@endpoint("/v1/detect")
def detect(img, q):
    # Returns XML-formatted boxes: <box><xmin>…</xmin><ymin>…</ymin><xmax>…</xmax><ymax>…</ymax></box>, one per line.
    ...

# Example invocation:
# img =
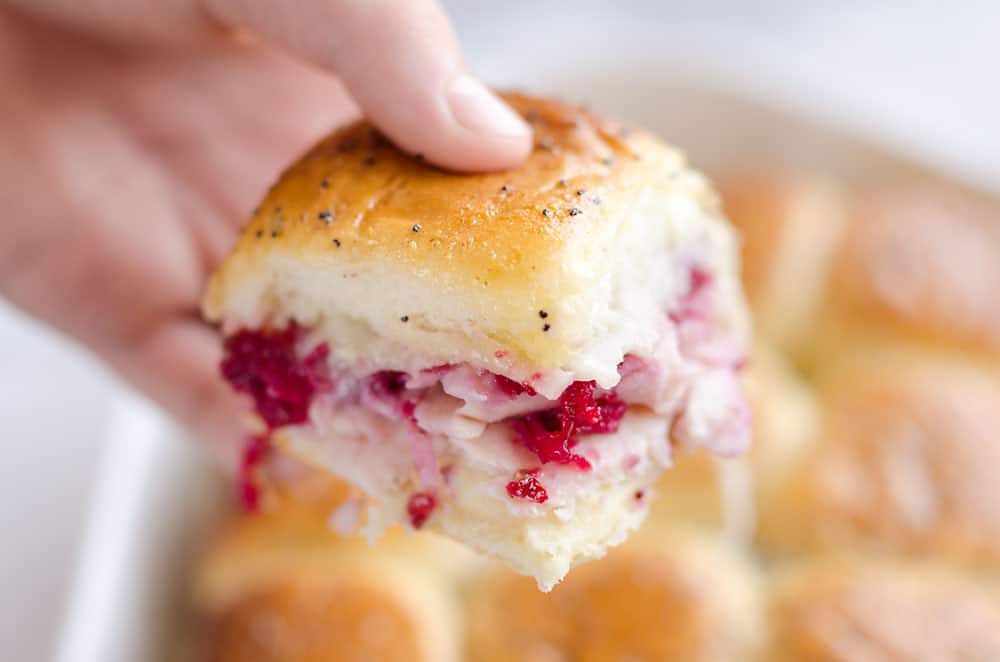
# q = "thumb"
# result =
<box><xmin>205</xmin><ymin>0</ymin><xmax>533</xmax><ymax>172</ymax></box>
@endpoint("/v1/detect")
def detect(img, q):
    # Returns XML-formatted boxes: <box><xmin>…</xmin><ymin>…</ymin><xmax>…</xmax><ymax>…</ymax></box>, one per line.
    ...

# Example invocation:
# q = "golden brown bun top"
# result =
<box><xmin>191</xmin><ymin>465</ymin><xmax>471</xmax><ymax>662</ymax></box>
<box><xmin>768</xmin><ymin>351</ymin><xmax>1000</xmax><ymax>564</ymax></box>
<box><xmin>192</xmin><ymin>515</ymin><xmax>465</xmax><ymax>662</ymax></box>
<box><xmin>720</xmin><ymin>175</ymin><xmax>1000</xmax><ymax>360</ymax></box>
<box><xmin>202</xmin><ymin>570</ymin><xmax>438</xmax><ymax>662</ymax></box>
<box><xmin>203</xmin><ymin>92</ymin><xmax>690</xmax><ymax>322</ymax></box>
<box><xmin>826</xmin><ymin>188</ymin><xmax>1000</xmax><ymax>357</ymax></box>
<box><xmin>767</xmin><ymin>559</ymin><xmax>1000</xmax><ymax>662</ymax></box>
<box><xmin>194</xmin><ymin>463</ymin><xmax>476</xmax><ymax>616</ymax></box>
<box><xmin>465</xmin><ymin>532</ymin><xmax>762</xmax><ymax>662</ymax></box>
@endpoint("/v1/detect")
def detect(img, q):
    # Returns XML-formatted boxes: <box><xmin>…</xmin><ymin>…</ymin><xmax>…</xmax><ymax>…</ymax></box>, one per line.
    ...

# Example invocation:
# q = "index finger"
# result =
<box><xmin>5</xmin><ymin>0</ymin><xmax>532</xmax><ymax>172</ymax></box>
<box><xmin>204</xmin><ymin>0</ymin><xmax>532</xmax><ymax>172</ymax></box>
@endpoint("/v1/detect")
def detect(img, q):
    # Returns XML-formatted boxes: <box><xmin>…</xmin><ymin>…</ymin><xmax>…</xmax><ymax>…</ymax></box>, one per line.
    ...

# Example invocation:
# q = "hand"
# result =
<box><xmin>0</xmin><ymin>1</ymin><xmax>532</xmax><ymax>457</ymax></box>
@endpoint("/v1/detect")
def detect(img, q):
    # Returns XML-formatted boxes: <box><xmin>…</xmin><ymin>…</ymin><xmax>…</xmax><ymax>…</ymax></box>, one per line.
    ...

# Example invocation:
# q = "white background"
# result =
<box><xmin>3</xmin><ymin>1</ymin><xmax>999</xmax><ymax>658</ymax></box>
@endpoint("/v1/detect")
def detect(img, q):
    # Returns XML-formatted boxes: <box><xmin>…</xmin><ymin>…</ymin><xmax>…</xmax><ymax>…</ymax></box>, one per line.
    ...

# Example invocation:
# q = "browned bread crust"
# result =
<box><xmin>203</xmin><ymin>93</ymin><xmax>710</xmax><ymax>370</ymax></box>
<box><xmin>465</xmin><ymin>531</ymin><xmax>762</xmax><ymax>662</ymax></box>
<box><xmin>766</xmin><ymin>559</ymin><xmax>1000</xmax><ymax>662</ymax></box>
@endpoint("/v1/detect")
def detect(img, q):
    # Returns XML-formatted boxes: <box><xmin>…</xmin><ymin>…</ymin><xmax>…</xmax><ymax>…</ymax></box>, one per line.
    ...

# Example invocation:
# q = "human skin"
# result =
<box><xmin>0</xmin><ymin>1</ymin><xmax>532</xmax><ymax>460</ymax></box>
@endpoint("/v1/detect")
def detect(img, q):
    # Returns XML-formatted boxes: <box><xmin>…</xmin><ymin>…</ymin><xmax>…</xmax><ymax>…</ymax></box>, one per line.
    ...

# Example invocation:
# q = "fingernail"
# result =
<box><xmin>446</xmin><ymin>74</ymin><xmax>531</xmax><ymax>138</ymax></box>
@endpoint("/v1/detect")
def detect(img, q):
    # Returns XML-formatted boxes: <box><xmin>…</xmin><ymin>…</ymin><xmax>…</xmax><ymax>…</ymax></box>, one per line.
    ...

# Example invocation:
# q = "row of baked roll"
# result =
<box><xmin>185</xmin><ymin>461</ymin><xmax>1000</xmax><ymax>662</ymax></box>
<box><xmin>182</xmin><ymin>463</ymin><xmax>478</xmax><ymax>662</ymax></box>
<box><xmin>468</xmin><ymin>541</ymin><xmax>1000</xmax><ymax>661</ymax></box>
<box><xmin>720</xmin><ymin>175</ymin><xmax>1000</xmax><ymax>367</ymax></box>
<box><xmin>709</xmin><ymin>175</ymin><xmax>1000</xmax><ymax>565</ymax></box>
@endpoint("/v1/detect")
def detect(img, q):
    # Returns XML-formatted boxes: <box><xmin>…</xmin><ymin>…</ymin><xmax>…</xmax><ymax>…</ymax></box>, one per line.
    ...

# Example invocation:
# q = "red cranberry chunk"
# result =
<box><xmin>221</xmin><ymin>324</ymin><xmax>329</xmax><ymax>429</ymax></box>
<box><xmin>561</xmin><ymin>380</ymin><xmax>627</xmax><ymax>435</ymax></box>
<box><xmin>407</xmin><ymin>492</ymin><xmax>437</xmax><ymax>529</ymax></box>
<box><xmin>368</xmin><ymin>370</ymin><xmax>422</xmax><ymax>423</ymax></box>
<box><xmin>506</xmin><ymin>470</ymin><xmax>549</xmax><ymax>503</ymax></box>
<box><xmin>369</xmin><ymin>370</ymin><xmax>408</xmax><ymax>396</ymax></box>
<box><xmin>511</xmin><ymin>414</ymin><xmax>591</xmax><ymax>469</ymax></box>
<box><xmin>510</xmin><ymin>380</ymin><xmax>626</xmax><ymax>470</ymax></box>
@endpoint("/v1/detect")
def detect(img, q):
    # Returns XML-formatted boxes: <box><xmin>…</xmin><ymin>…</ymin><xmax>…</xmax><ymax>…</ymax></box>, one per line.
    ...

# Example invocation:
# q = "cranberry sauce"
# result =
<box><xmin>367</xmin><ymin>370</ymin><xmax>423</xmax><ymax>423</ymax></box>
<box><xmin>506</xmin><ymin>468</ymin><xmax>548</xmax><ymax>503</ymax></box>
<box><xmin>222</xmin><ymin>321</ymin><xmax>637</xmax><ymax>510</ymax></box>
<box><xmin>221</xmin><ymin>323</ymin><xmax>329</xmax><ymax>429</ymax></box>
<box><xmin>221</xmin><ymin>323</ymin><xmax>330</xmax><ymax>510</ymax></box>
<box><xmin>510</xmin><ymin>380</ymin><xmax>626</xmax><ymax>471</ymax></box>
<box><xmin>369</xmin><ymin>370</ymin><xmax>408</xmax><ymax>398</ymax></box>
<box><xmin>407</xmin><ymin>492</ymin><xmax>437</xmax><ymax>529</ymax></box>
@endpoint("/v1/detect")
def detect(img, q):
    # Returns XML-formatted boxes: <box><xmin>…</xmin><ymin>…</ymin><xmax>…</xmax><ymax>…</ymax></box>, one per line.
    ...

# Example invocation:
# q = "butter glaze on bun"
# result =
<box><xmin>204</xmin><ymin>93</ymin><xmax>746</xmax><ymax>390</ymax></box>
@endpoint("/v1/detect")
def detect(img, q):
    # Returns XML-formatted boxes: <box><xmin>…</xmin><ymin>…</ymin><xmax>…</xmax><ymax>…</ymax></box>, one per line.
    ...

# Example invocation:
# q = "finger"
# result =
<box><xmin>2</xmin><ymin>0</ymin><xmax>213</xmax><ymax>44</ymax></box>
<box><xmin>203</xmin><ymin>0</ymin><xmax>532</xmax><ymax>172</ymax></box>
<box><xmin>7</xmin><ymin>0</ymin><xmax>533</xmax><ymax>171</ymax></box>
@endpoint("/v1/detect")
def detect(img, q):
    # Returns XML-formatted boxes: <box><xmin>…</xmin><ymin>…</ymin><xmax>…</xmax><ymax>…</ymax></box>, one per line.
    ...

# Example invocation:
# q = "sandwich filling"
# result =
<box><xmin>221</xmin><ymin>265</ymin><xmax>749</xmax><ymax>588</ymax></box>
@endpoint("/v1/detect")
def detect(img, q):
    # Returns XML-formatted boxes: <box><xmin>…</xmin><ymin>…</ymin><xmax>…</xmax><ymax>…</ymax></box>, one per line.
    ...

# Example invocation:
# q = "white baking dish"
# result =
<box><xmin>55</xmin><ymin>393</ymin><xmax>226</xmax><ymax>662</ymax></box>
<box><xmin>54</xmin><ymin>22</ymin><xmax>998</xmax><ymax>662</ymax></box>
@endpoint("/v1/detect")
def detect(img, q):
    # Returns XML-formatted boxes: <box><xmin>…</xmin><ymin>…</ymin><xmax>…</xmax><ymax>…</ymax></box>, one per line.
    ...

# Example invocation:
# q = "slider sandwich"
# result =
<box><xmin>203</xmin><ymin>93</ymin><xmax>750</xmax><ymax>590</ymax></box>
